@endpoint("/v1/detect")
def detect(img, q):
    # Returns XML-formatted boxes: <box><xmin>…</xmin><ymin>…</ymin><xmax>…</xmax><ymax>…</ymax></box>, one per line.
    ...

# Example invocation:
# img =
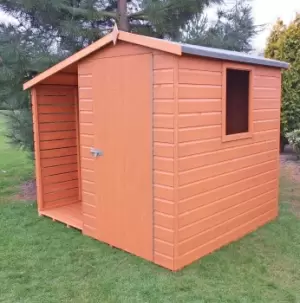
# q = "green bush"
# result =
<box><xmin>265</xmin><ymin>15</ymin><xmax>300</xmax><ymax>140</ymax></box>
<box><xmin>286</xmin><ymin>129</ymin><xmax>300</xmax><ymax>158</ymax></box>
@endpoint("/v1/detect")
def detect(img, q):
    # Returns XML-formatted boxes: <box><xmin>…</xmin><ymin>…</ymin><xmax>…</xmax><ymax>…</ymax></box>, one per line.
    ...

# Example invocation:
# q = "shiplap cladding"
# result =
<box><xmin>175</xmin><ymin>56</ymin><xmax>281</xmax><ymax>269</ymax></box>
<box><xmin>35</xmin><ymin>85</ymin><xmax>79</xmax><ymax>210</ymax></box>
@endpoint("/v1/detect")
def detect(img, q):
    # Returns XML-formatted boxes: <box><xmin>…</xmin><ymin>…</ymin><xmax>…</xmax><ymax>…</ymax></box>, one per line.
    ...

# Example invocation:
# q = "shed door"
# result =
<box><xmin>93</xmin><ymin>53</ymin><xmax>153</xmax><ymax>261</ymax></box>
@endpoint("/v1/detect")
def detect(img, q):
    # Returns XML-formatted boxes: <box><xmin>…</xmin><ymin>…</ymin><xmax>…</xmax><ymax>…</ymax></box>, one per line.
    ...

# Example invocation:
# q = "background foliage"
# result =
<box><xmin>0</xmin><ymin>0</ymin><xmax>259</xmax><ymax>155</ymax></box>
<box><xmin>265</xmin><ymin>15</ymin><xmax>300</xmax><ymax>142</ymax></box>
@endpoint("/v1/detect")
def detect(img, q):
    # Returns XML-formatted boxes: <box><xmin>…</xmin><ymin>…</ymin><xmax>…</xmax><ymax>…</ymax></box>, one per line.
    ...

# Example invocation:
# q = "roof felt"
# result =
<box><xmin>181</xmin><ymin>43</ymin><xmax>289</xmax><ymax>69</ymax></box>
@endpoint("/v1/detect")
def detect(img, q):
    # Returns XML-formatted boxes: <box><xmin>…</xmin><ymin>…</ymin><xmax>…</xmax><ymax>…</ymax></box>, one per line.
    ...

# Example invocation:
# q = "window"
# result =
<box><xmin>222</xmin><ymin>65</ymin><xmax>253</xmax><ymax>141</ymax></box>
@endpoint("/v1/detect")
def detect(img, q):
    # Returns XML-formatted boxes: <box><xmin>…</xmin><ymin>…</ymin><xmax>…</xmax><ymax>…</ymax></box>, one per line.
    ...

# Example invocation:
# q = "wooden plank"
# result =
<box><xmin>154</xmin><ymin>157</ymin><xmax>174</xmax><ymax>173</ymax></box>
<box><xmin>179</xmin><ymin>69</ymin><xmax>222</xmax><ymax>85</ymax></box>
<box><xmin>154</xmin><ymin>212</ymin><xmax>175</xmax><ymax>230</ymax></box>
<box><xmin>153</xmin><ymin>100</ymin><xmax>174</xmax><ymax>114</ymax></box>
<box><xmin>178</xmin><ymin>100</ymin><xmax>221</xmax><ymax>113</ymax></box>
<box><xmin>179</xmin><ymin>150</ymin><xmax>277</xmax><ymax>186</ymax></box>
<box><xmin>43</xmin><ymin>179</ymin><xmax>79</xmax><ymax>194</ymax></box>
<box><xmin>78</xmin><ymin>75</ymin><xmax>92</xmax><ymax>87</ymax></box>
<box><xmin>81</xmin><ymin>158</ymin><xmax>95</xmax><ymax>170</ymax></box>
<box><xmin>179</xmin><ymin>140</ymin><xmax>278</xmax><ymax>172</ymax></box>
<box><xmin>178</xmin><ymin>56</ymin><xmax>222</xmax><ymax>72</ymax></box>
<box><xmin>153</xmin><ymin>114</ymin><xmax>174</xmax><ymax>129</ymax></box>
<box><xmin>155</xmin><ymin>226</ymin><xmax>174</xmax><ymax>243</ymax></box>
<box><xmin>176</xmin><ymin>209</ymin><xmax>276</xmax><ymax>269</ymax></box>
<box><xmin>253</xmin><ymin>75</ymin><xmax>281</xmax><ymax>88</ymax></box>
<box><xmin>82</xmin><ymin>203</ymin><xmax>96</xmax><ymax>216</ymax></box>
<box><xmin>154</xmin><ymin>252</ymin><xmax>173</xmax><ymax>270</ymax></box>
<box><xmin>154</xmin><ymin>199</ymin><xmax>175</xmax><ymax>216</ymax></box>
<box><xmin>154</xmin><ymin>129</ymin><xmax>174</xmax><ymax>144</ymax></box>
<box><xmin>41</xmin><ymin>155</ymin><xmax>78</xmax><ymax>167</ymax></box>
<box><xmin>40</xmin><ymin>130</ymin><xmax>76</xmax><ymax>141</ymax></box>
<box><xmin>253</xmin><ymin>120</ymin><xmax>279</xmax><ymax>132</ymax></box>
<box><xmin>79</xmin><ymin>100</ymin><xmax>93</xmax><ymax>111</ymax></box>
<box><xmin>178</xmin><ymin>187</ymin><xmax>277</xmax><ymax>240</ymax></box>
<box><xmin>178</xmin><ymin>129</ymin><xmax>278</xmax><ymax>157</ymax></box>
<box><xmin>154</xmin><ymin>239</ymin><xmax>174</xmax><ymax>257</ymax></box>
<box><xmin>38</xmin><ymin>113</ymin><xmax>75</xmax><ymax>123</ymax></box>
<box><xmin>178</xmin><ymin>201</ymin><xmax>275</xmax><ymax>256</ymax></box>
<box><xmin>32</xmin><ymin>88</ymin><xmax>43</xmax><ymax>210</ymax></box>
<box><xmin>79</xmin><ymin>111</ymin><xmax>94</xmax><ymax>123</ymax></box>
<box><xmin>82</xmin><ymin>191</ymin><xmax>96</xmax><ymax>206</ymax></box>
<box><xmin>40</xmin><ymin>202</ymin><xmax>82</xmax><ymax>230</ymax></box>
<box><xmin>253</xmin><ymin>99</ymin><xmax>280</xmax><ymax>110</ymax></box>
<box><xmin>154</xmin><ymin>143</ymin><xmax>174</xmax><ymax>158</ymax></box>
<box><xmin>253</xmin><ymin>87</ymin><xmax>280</xmax><ymax>99</ymax></box>
<box><xmin>153</xmin><ymin>54</ymin><xmax>175</xmax><ymax>69</ymax></box>
<box><xmin>154</xmin><ymin>70</ymin><xmax>174</xmax><ymax>84</ymax></box>
<box><xmin>39</xmin><ymin>121</ymin><xmax>76</xmax><ymax>132</ymax></box>
<box><xmin>80</xmin><ymin>134</ymin><xmax>94</xmax><ymax>146</ymax></box>
<box><xmin>179</xmin><ymin>85</ymin><xmax>222</xmax><ymax>99</ymax></box>
<box><xmin>82</xmin><ymin>180</ymin><xmax>95</xmax><ymax>194</ymax></box>
<box><xmin>78</xmin><ymin>88</ymin><xmax>92</xmax><ymax>99</ymax></box>
<box><xmin>154</xmin><ymin>170</ymin><xmax>174</xmax><ymax>187</ymax></box>
<box><xmin>80</xmin><ymin>123</ymin><xmax>94</xmax><ymax>135</ymax></box>
<box><xmin>40</xmin><ymin>138</ymin><xmax>77</xmax><ymax>150</ymax></box>
<box><xmin>154</xmin><ymin>185</ymin><xmax>174</xmax><ymax>201</ymax></box>
<box><xmin>154</xmin><ymin>84</ymin><xmax>174</xmax><ymax>99</ymax></box>
<box><xmin>40</xmin><ymin>146</ymin><xmax>77</xmax><ymax>159</ymax></box>
<box><xmin>37</xmin><ymin>95</ymin><xmax>74</xmax><ymax>103</ymax></box>
<box><xmin>81</xmin><ymin>169</ymin><xmax>95</xmax><ymax>182</ymax></box>
<box><xmin>43</xmin><ymin>171</ymin><xmax>78</xmax><ymax>185</ymax></box>
<box><xmin>178</xmin><ymin>113</ymin><xmax>221</xmax><ymax>128</ymax></box>
<box><xmin>41</xmin><ymin>73</ymin><xmax>78</xmax><ymax>86</ymax></box>
<box><xmin>178</xmin><ymin>125</ymin><xmax>221</xmax><ymax>143</ymax></box>
<box><xmin>74</xmin><ymin>89</ymin><xmax>82</xmax><ymax>203</ymax></box>
<box><xmin>38</xmin><ymin>105</ymin><xmax>75</xmax><ymax>114</ymax></box>
<box><xmin>253</xmin><ymin>109</ymin><xmax>279</xmax><ymax>121</ymax></box>
<box><xmin>178</xmin><ymin>163</ymin><xmax>277</xmax><ymax>202</ymax></box>
<box><xmin>44</xmin><ymin>187</ymin><xmax>79</xmax><ymax>202</ymax></box>
<box><xmin>42</xmin><ymin>163</ymin><xmax>78</xmax><ymax>177</ymax></box>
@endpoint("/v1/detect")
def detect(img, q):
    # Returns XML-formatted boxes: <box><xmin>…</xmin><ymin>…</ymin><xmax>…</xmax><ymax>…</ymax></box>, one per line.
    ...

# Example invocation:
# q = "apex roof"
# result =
<box><xmin>24</xmin><ymin>26</ymin><xmax>289</xmax><ymax>90</ymax></box>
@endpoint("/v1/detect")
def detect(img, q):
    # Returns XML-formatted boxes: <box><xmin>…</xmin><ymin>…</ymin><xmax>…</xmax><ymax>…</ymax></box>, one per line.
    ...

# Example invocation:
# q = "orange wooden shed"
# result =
<box><xmin>24</xmin><ymin>28</ymin><xmax>289</xmax><ymax>271</ymax></box>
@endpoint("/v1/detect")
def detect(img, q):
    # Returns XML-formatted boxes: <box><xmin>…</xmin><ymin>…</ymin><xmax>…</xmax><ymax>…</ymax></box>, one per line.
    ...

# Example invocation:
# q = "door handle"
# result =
<box><xmin>90</xmin><ymin>148</ymin><xmax>103</xmax><ymax>158</ymax></box>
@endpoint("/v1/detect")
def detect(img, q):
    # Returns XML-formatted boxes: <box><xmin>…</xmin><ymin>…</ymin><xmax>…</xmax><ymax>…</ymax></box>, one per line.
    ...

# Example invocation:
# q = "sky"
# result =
<box><xmin>0</xmin><ymin>0</ymin><xmax>300</xmax><ymax>52</ymax></box>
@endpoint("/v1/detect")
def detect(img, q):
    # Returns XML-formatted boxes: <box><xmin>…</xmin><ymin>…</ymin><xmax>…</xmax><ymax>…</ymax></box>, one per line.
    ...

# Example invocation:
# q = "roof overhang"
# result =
<box><xmin>23</xmin><ymin>26</ymin><xmax>289</xmax><ymax>90</ymax></box>
<box><xmin>23</xmin><ymin>27</ymin><xmax>181</xmax><ymax>90</ymax></box>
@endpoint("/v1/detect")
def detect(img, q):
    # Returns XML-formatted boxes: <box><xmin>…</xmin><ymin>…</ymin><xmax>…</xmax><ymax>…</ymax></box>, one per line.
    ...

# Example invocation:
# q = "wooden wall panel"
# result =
<box><xmin>78</xmin><ymin>63</ymin><xmax>97</xmax><ymax>239</ymax></box>
<box><xmin>174</xmin><ymin>56</ymin><xmax>281</xmax><ymax>270</ymax></box>
<box><xmin>153</xmin><ymin>52</ymin><xmax>177</xmax><ymax>270</ymax></box>
<box><xmin>35</xmin><ymin>85</ymin><xmax>79</xmax><ymax>210</ymax></box>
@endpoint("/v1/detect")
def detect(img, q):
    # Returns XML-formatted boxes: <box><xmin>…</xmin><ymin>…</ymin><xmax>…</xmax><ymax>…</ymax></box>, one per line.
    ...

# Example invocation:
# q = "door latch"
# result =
<box><xmin>90</xmin><ymin>147</ymin><xmax>103</xmax><ymax>158</ymax></box>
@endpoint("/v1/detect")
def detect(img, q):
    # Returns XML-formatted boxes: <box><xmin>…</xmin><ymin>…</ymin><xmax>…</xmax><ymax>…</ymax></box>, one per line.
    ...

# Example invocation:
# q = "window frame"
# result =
<box><xmin>222</xmin><ymin>62</ymin><xmax>254</xmax><ymax>142</ymax></box>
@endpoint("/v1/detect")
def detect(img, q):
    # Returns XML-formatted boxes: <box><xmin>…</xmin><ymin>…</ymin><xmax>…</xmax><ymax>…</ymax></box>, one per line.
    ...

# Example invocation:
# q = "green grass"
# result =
<box><xmin>0</xmin><ymin>112</ymin><xmax>33</xmax><ymax>201</ymax></box>
<box><xmin>1</xmin><ymin>112</ymin><xmax>300</xmax><ymax>302</ymax></box>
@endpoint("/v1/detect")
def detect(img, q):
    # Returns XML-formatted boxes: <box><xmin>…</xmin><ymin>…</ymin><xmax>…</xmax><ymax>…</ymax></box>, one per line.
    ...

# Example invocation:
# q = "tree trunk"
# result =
<box><xmin>117</xmin><ymin>0</ymin><xmax>129</xmax><ymax>31</ymax></box>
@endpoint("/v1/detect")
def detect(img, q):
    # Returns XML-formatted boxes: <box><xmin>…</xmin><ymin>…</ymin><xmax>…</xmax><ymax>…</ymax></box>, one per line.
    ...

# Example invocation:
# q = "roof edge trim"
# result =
<box><xmin>23</xmin><ymin>31</ymin><xmax>182</xmax><ymax>90</ymax></box>
<box><xmin>118</xmin><ymin>31</ymin><xmax>182</xmax><ymax>55</ymax></box>
<box><xmin>23</xmin><ymin>33</ymin><xmax>114</xmax><ymax>90</ymax></box>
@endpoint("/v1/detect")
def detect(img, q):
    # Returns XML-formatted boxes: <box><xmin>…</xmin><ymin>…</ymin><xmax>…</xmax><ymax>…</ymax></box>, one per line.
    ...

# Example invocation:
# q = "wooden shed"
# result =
<box><xmin>23</xmin><ymin>28</ymin><xmax>288</xmax><ymax>271</ymax></box>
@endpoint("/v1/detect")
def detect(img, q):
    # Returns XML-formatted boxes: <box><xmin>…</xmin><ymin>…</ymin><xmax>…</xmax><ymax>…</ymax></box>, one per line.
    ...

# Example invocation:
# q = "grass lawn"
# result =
<box><xmin>0</xmin><ymin>112</ymin><xmax>33</xmax><ymax>201</ymax></box>
<box><xmin>1</xmin><ymin>112</ymin><xmax>300</xmax><ymax>303</ymax></box>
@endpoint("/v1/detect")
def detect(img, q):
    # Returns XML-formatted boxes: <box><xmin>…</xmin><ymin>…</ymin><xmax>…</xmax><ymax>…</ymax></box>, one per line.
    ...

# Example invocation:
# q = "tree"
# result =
<box><xmin>0</xmin><ymin>24</ymin><xmax>59</xmax><ymax>152</ymax></box>
<box><xmin>265</xmin><ymin>15</ymin><xmax>300</xmax><ymax>150</ymax></box>
<box><xmin>0</xmin><ymin>0</ymin><xmax>259</xmax><ymax>155</ymax></box>
<box><xmin>182</xmin><ymin>0</ymin><xmax>260</xmax><ymax>52</ymax></box>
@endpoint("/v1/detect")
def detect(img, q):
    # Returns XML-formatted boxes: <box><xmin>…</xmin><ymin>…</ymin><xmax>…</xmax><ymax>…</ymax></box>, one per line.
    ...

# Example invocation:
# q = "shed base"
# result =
<box><xmin>40</xmin><ymin>202</ymin><xmax>82</xmax><ymax>230</ymax></box>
